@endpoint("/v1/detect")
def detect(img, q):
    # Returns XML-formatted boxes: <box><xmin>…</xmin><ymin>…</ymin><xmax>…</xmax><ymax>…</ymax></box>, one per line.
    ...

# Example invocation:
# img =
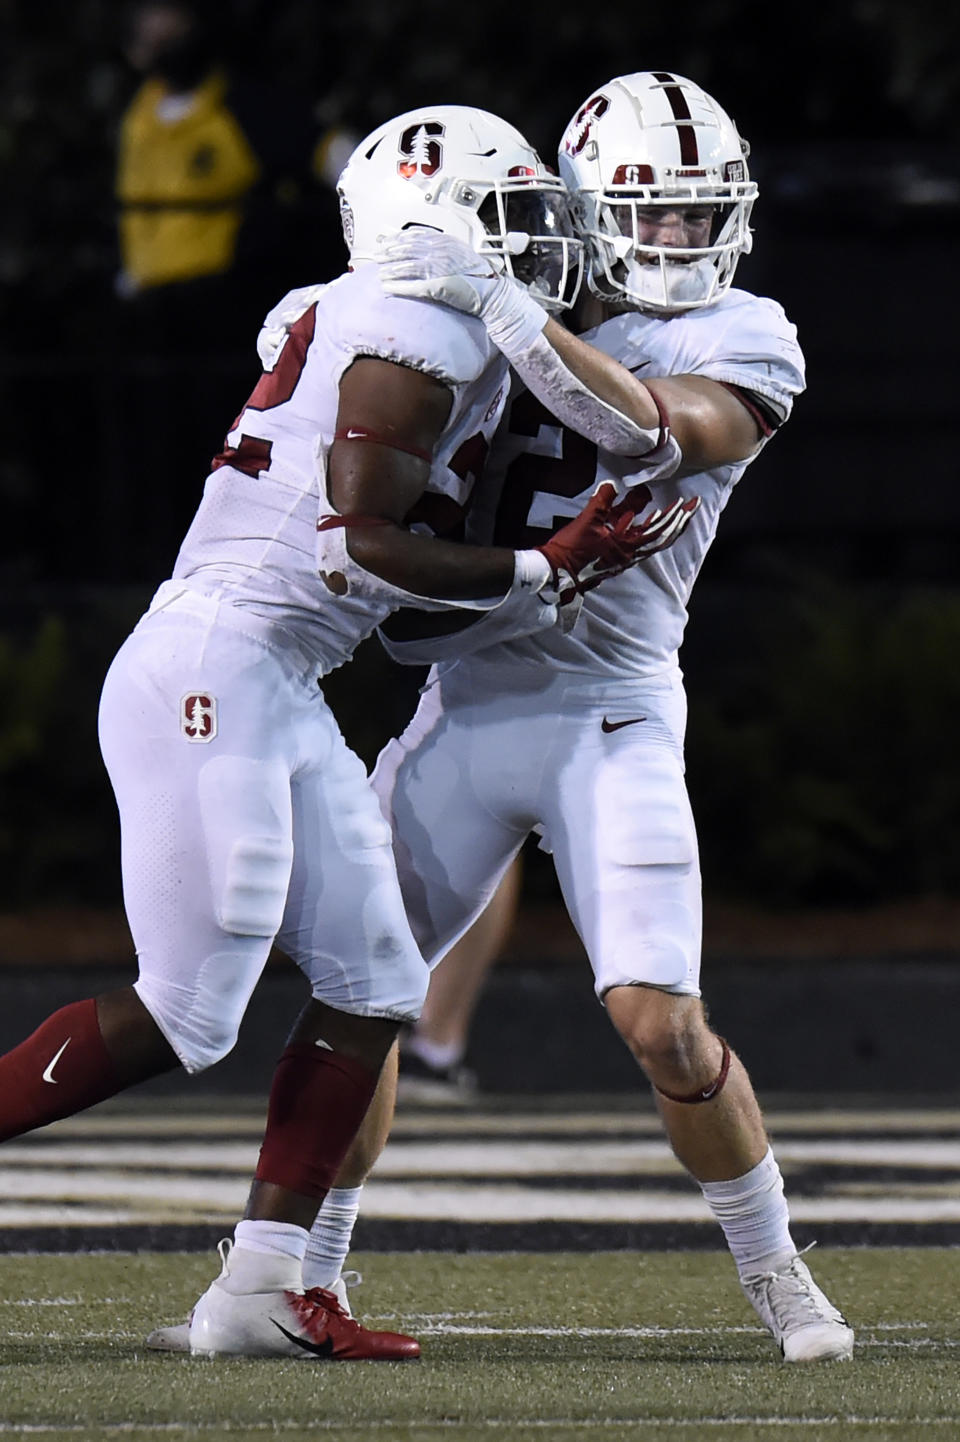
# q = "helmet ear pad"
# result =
<box><xmin>559</xmin><ymin>72</ymin><xmax>757</xmax><ymax>313</ymax></box>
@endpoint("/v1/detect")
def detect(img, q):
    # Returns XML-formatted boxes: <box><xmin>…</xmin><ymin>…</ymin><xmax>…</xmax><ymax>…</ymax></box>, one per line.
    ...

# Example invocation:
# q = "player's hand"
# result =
<box><xmin>537</xmin><ymin>483</ymin><xmax>701</xmax><ymax>603</ymax></box>
<box><xmin>376</xmin><ymin>231</ymin><xmax>512</xmax><ymax>317</ymax></box>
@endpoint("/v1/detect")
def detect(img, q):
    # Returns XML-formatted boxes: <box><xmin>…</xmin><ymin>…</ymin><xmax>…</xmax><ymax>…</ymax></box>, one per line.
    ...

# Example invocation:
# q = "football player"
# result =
<box><xmin>305</xmin><ymin>73</ymin><xmax>854</xmax><ymax>1364</ymax></box>
<box><xmin>0</xmin><ymin>103</ymin><xmax>698</xmax><ymax>1360</ymax></box>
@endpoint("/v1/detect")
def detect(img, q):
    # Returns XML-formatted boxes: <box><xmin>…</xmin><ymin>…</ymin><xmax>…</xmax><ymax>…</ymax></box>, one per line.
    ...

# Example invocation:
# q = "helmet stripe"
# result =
<box><xmin>652</xmin><ymin>71</ymin><xmax>700</xmax><ymax>167</ymax></box>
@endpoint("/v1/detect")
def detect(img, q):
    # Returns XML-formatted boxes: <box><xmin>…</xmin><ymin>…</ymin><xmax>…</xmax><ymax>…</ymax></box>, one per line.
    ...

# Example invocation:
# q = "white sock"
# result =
<box><xmin>700</xmin><ymin>1147</ymin><xmax>796</xmax><ymax>1279</ymax></box>
<box><xmin>303</xmin><ymin>1187</ymin><xmax>363</xmax><ymax>1289</ymax></box>
<box><xmin>220</xmin><ymin>1220</ymin><xmax>308</xmax><ymax>1294</ymax></box>
<box><xmin>406</xmin><ymin>1033</ymin><xmax>464</xmax><ymax>1070</ymax></box>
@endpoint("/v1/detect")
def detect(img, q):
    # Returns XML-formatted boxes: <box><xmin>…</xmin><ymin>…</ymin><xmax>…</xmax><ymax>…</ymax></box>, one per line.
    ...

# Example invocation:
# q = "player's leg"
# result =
<box><xmin>547</xmin><ymin>685</ymin><xmax>853</xmax><ymax>1362</ymax></box>
<box><xmin>0</xmin><ymin>983</ymin><xmax>177</xmax><ymax>1143</ymax></box>
<box><xmin>400</xmin><ymin>852</ymin><xmax>522</xmax><ymax>1100</ymax></box>
<box><xmin>601</xmin><ymin>984</ymin><xmax>851</xmax><ymax>1361</ymax></box>
<box><xmin>0</xmin><ymin>615</ymin><xmax>290</xmax><ymax>1141</ymax></box>
<box><xmin>185</xmin><ymin>699</ymin><xmax>427</xmax><ymax>1359</ymax></box>
<box><xmin>302</xmin><ymin>1041</ymin><xmax>399</xmax><ymax>1295</ymax></box>
<box><xmin>307</xmin><ymin>852</ymin><xmax>522</xmax><ymax>1289</ymax></box>
<box><xmin>376</xmin><ymin>675</ymin><xmax>529</xmax><ymax>961</ymax></box>
<box><xmin>301</xmin><ymin>674</ymin><xmax>530</xmax><ymax>1291</ymax></box>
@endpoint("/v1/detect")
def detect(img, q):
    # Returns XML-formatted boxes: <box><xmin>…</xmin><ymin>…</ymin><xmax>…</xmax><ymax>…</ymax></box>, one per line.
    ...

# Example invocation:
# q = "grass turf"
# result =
<box><xmin>0</xmin><ymin>1248</ymin><xmax>957</xmax><ymax>1440</ymax></box>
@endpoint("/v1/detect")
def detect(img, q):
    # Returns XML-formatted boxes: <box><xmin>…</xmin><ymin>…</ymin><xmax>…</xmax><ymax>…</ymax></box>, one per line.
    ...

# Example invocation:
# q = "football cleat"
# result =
<box><xmin>143</xmin><ymin>1272</ymin><xmax>412</xmax><ymax>1359</ymax></box>
<box><xmin>143</xmin><ymin>1319</ymin><xmax>191</xmax><ymax>1353</ymax></box>
<box><xmin>188</xmin><ymin>1269</ymin><xmax>419</xmax><ymax>1361</ymax></box>
<box><xmin>740</xmin><ymin>1250</ymin><xmax>854</xmax><ymax>1363</ymax></box>
<box><xmin>146</xmin><ymin>1278</ymin><xmax>360</xmax><ymax>1353</ymax></box>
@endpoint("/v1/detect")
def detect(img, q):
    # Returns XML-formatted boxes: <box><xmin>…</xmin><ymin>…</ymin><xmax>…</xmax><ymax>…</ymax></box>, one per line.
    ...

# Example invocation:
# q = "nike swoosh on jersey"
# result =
<box><xmin>272</xmin><ymin>1320</ymin><xmax>335</xmax><ymax>1357</ymax></box>
<box><xmin>42</xmin><ymin>1038</ymin><xmax>71</xmax><ymax>1084</ymax></box>
<box><xmin>601</xmin><ymin>716</ymin><xmax>647</xmax><ymax>733</ymax></box>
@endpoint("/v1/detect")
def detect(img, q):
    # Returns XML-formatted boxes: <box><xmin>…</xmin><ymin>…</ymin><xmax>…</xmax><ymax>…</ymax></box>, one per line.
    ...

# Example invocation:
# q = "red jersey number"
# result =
<box><xmin>211</xmin><ymin>305</ymin><xmax>318</xmax><ymax>478</ymax></box>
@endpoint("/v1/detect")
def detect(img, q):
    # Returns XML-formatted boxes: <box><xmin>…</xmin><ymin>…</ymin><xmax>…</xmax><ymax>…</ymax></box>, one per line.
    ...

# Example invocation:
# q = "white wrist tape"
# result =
<box><xmin>513</xmin><ymin>548</ymin><xmax>553</xmax><ymax>592</ymax></box>
<box><xmin>496</xmin><ymin>329</ymin><xmax>682</xmax><ymax>467</ymax></box>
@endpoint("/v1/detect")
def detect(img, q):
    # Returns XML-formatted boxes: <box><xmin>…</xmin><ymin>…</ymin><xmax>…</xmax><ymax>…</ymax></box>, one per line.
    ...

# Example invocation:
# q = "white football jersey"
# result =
<box><xmin>165</xmin><ymin>263</ymin><xmax>510</xmax><ymax>676</ymax></box>
<box><xmin>463</xmin><ymin>287</ymin><xmax>805</xmax><ymax>678</ymax></box>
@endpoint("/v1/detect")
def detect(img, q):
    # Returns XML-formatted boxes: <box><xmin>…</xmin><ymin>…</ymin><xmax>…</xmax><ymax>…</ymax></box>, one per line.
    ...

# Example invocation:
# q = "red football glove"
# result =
<box><xmin>537</xmin><ymin>483</ymin><xmax>701</xmax><ymax>603</ymax></box>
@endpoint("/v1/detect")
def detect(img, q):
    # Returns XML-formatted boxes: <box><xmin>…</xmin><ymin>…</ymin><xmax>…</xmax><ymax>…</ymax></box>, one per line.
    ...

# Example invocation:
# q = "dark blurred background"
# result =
<box><xmin>2</xmin><ymin>0</ymin><xmax>959</xmax><ymax>954</ymax></box>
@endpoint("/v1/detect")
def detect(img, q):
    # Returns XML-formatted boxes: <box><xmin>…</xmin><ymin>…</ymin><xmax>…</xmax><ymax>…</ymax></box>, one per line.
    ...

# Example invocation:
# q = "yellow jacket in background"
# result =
<box><xmin>116</xmin><ymin>70</ymin><xmax>260</xmax><ymax>291</ymax></box>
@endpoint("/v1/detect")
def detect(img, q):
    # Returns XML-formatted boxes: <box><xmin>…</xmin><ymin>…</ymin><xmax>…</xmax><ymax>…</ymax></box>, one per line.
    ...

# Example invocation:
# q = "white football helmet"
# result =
<box><xmin>337</xmin><ymin>105</ymin><xmax>582</xmax><ymax>311</ymax></box>
<box><xmin>559</xmin><ymin>72</ymin><xmax>757</xmax><ymax>313</ymax></box>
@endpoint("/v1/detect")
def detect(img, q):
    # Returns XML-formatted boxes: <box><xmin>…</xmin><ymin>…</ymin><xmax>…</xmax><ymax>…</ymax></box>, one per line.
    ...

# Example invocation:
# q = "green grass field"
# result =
<box><xmin>0</xmin><ymin>1248</ymin><xmax>957</xmax><ymax>1440</ymax></box>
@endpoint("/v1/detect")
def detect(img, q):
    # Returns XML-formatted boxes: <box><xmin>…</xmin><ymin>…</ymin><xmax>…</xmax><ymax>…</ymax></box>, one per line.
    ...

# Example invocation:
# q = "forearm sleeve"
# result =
<box><xmin>499</xmin><ymin>328</ymin><xmax>682</xmax><ymax>469</ymax></box>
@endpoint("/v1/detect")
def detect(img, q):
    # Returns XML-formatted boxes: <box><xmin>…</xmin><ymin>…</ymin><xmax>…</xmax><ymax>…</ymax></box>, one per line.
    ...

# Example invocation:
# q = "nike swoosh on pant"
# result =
<box><xmin>42</xmin><ymin>1037</ymin><xmax>72</xmax><ymax>1084</ymax></box>
<box><xmin>601</xmin><ymin>716</ymin><xmax>647</xmax><ymax>733</ymax></box>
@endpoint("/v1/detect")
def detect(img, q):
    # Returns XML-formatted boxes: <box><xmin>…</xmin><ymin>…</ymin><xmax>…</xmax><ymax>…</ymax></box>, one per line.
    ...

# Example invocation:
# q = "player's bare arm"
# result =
<box><xmin>326</xmin><ymin>355</ymin><xmax>696</xmax><ymax>608</ymax></box>
<box><xmin>541</xmin><ymin>320</ymin><xmax>763</xmax><ymax>469</ymax></box>
<box><xmin>328</xmin><ymin>357</ymin><xmax>519</xmax><ymax>600</ymax></box>
<box><xmin>376</xmin><ymin>232</ymin><xmax>753</xmax><ymax>476</ymax></box>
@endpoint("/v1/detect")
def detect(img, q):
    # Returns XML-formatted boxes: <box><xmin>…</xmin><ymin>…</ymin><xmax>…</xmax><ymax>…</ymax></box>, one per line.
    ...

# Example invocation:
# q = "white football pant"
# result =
<box><xmin>373</xmin><ymin>657</ymin><xmax>702</xmax><ymax>999</ymax></box>
<box><xmin>98</xmin><ymin>593</ymin><xmax>427</xmax><ymax>1073</ymax></box>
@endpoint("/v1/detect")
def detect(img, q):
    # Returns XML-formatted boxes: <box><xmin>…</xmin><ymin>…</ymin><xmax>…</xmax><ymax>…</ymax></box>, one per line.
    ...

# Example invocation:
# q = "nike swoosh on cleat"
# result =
<box><xmin>42</xmin><ymin>1038</ymin><xmax>71</xmax><ymax>1085</ymax></box>
<box><xmin>272</xmin><ymin>1320</ymin><xmax>336</xmax><ymax>1358</ymax></box>
<box><xmin>601</xmin><ymin>717</ymin><xmax>647</xmax><ymax>733</ymax></box>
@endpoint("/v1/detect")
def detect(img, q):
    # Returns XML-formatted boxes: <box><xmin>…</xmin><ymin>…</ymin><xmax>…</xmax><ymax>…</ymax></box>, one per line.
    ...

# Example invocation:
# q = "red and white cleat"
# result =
<box><xmin>188</xmin><ymin>1270</ymin><xmax>420</xmax><ymax>1361</ymax></box>
<box><xmin>146</xmin><ymin>1273</ymin><xmax>359</xmax><ymax>1354</ymax></box>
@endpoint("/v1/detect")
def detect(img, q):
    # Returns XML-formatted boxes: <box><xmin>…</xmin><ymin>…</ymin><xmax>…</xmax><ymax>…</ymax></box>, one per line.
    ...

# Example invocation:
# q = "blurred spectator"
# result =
<box><xmin>115</xmin><ymin>0</ymin><xmax>352</xmax><ymax>342</ymax></box>
<box><xmin>110</xmin><ymin>0</ymin><xmax>356</xmax><ymax>578</ymax></box>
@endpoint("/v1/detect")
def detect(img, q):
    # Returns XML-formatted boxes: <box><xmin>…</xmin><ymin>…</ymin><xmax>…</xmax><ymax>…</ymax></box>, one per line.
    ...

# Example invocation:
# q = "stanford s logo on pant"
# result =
<box><xmin>181</xmin><ymin>693</ymin><xmax>217</xmax><ymax>742</ymax></box>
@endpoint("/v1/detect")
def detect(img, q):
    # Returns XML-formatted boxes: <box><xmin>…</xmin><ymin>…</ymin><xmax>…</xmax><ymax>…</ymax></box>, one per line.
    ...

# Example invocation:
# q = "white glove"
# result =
<box><xmin>376</xmin><ymin>231</ymin><xmax>548</xmax><ymax>353</ymax></box>
<box><xmin>257</xmin><ymin>284</ymin><xmax>328</xmax><ymax>368</ymax></box>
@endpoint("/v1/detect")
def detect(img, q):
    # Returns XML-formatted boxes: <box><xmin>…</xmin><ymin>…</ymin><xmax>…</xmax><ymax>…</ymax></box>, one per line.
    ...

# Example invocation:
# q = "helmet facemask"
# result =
<box><xmin>584</xmin><ymin>183</ymin><xmax>755</xmax><ymax>314</ymax></box>
<box><xmin>474</xmin><ymin>182</ymin><xmax>582</xmax><ymax>313</ymax></box>
<box><xmin>560</xmin><ymin>72</ymin><xmax>758</xmax><ymax>315</ymax></box>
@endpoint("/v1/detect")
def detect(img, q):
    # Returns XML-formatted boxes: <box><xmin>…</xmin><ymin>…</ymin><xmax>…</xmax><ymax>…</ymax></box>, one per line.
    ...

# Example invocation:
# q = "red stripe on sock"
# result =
<box><xmin>0</xmin><ymin>998</ymin><xmax>121</xmax><ymax>1142</ymax></box>
<box><xmin>255</xmin><ymin>1043</ymin><xmax>379</xmax><ymax>1199</ymax></box>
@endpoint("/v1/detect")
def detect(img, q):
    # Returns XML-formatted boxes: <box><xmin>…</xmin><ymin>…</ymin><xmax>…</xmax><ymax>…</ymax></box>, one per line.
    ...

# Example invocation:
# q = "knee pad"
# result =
<box><xmin>199</xmin><ymin>756</ymin><xmax>294</xmax><ymax>938</ymax></box>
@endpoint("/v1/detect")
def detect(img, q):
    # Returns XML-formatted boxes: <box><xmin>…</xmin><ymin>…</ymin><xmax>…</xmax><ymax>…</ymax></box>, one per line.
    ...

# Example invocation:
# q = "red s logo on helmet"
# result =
<box><xmin>398</xmin><ymin>122</ymin><xmax>445</xmax><ymax>178</ymax></box>
<box><xmin>564</xmin><ymin>95</ymin><xmax>609</xmax><ymax>157</ymax></box>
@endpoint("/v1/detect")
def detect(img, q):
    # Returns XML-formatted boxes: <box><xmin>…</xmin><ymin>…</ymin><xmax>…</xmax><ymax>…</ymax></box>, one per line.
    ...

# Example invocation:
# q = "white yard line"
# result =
<box><xmin>35</xmin><ymin>1106</ymin><xmax>960</xmax><ymax>1140</ymax></box>
<box><xmin>1</xmin><ymin>1419</ymin><xmax>959</xmax><ymax>1433</ymax></box>
<box><xmin>4</xmin><ymin>1182</ymin><xmax>960</xmax><ymax>1225</ymax></box>
<box><xmin>8</xmin><ymin>1136</ymin><xmax>960</xmax><ymax>1174</ymax></box>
